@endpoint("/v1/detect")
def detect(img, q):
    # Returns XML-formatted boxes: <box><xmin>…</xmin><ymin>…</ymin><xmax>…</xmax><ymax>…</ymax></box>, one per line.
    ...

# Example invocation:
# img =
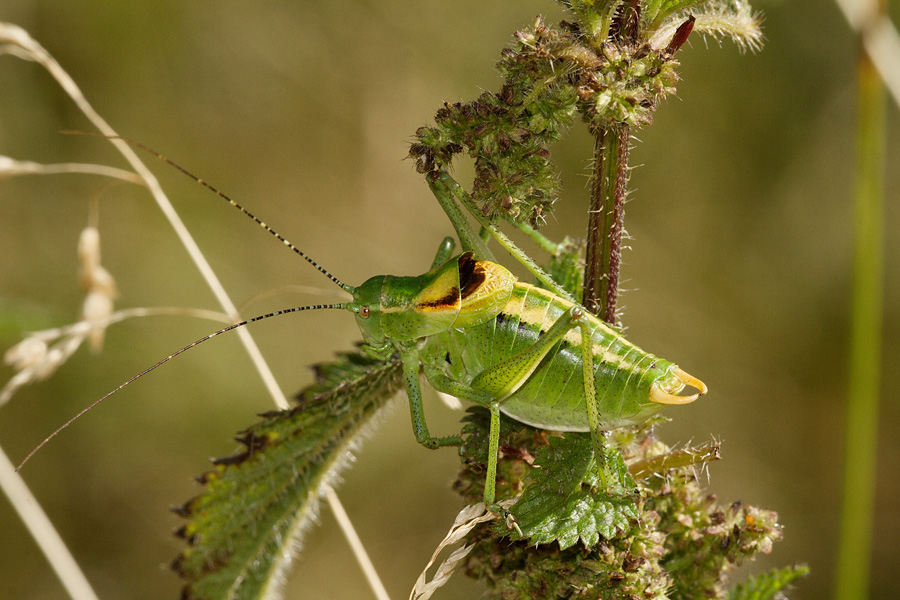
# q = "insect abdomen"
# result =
<box><xmin>455</xmin><ymin>283</ymin><xmax>674</xmax><ymax>431</ymax></box>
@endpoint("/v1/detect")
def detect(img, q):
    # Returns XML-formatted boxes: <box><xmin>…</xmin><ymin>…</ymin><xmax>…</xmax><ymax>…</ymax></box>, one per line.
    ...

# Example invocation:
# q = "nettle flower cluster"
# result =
<box><xmin>410</xmin><ymin>1</ymin><xmax>760</xmax><ymax>229</ymax></box>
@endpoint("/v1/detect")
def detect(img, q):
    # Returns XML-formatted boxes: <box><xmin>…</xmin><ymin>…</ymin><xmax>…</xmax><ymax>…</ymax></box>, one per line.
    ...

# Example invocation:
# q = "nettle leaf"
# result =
<box><xmin>172</xmin><ymin>351</ymin><xmax>402</xmax><ymax>600</ymax></box>
<box><xmin>511</xmin><ymin>433</ymin><xmax>639</xmax><ymax>549</ymax></box>
<box><xmin>726</xmin><ymin>565</ymin><xmax>810</xmax><ymax>600</ymax></box>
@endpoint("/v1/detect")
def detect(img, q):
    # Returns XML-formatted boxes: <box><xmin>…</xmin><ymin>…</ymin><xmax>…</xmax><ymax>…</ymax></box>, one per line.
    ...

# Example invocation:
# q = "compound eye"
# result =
<box><xmin>359</xmin><ymin>306</ymin><xmax>371</xmax><ymax>319</ymax></box>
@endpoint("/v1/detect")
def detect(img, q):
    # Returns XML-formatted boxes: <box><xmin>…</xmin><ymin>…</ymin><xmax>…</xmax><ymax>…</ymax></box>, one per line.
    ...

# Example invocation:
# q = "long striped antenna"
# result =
<box><xmin>17</xmin><ymin>303</ymin><xmax>347</xmax><ymax>471</ymax></box>
<box><xmin>61</xmin><ymin>131</ymin><xmax>355</xmax><ymax>293</ymax></box>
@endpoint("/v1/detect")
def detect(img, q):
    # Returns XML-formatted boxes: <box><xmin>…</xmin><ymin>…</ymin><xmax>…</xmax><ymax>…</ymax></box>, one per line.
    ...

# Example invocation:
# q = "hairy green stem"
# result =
<box><xmin>628</xmin><ymin>440</ymin><xmax>721</xmax><ymax>481</ymax></box>
<box><xmin>835</xmin><ymin>28</ymin><xmax>886</xmax><ymax>600</ymax></box>
<box><xmin>583</xmin><ymin>125</ymin><xmax>629</xmax><ymax>323</ymax></box>
<box><xmin>501</xmin><ymin>216</ymin><xmax>565</xmax><ymax>255</ymax></box>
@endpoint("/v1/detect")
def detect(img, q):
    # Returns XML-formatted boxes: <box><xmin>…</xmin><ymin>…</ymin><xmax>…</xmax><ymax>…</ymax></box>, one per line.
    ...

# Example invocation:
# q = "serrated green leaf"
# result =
<box><xmin>727</xmin><ymin>565</ymin><xmax>810</xmax><ymax>600</ymax></box>
<box><xmin>172</xmin><ymin>351</ymin><xmax>402</xmax><ymax>600</ymax></box>
<box><xmin>511</xmin><ymin>434</ymin><xmax>638</xmax><ymax>548</ymax></box>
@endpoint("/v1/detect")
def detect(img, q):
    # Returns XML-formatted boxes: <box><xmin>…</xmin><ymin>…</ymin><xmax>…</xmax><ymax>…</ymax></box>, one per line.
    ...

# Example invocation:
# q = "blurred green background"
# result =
<box><xmin>1</xmin><ymin>1</ymin><xmax>897</xmax><ymax>599</ymax></box>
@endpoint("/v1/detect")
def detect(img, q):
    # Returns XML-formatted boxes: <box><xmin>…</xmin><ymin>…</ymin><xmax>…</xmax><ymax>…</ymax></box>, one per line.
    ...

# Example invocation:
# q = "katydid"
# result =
<box><xmin>18</xmin><ymin>149</ymin><xmax>706</xmax><ymax>528</ymax></box>
<box><xmin>344</xmin><ymin>237</ymin><xmax>706</xmax><ymax>519</ymax></box>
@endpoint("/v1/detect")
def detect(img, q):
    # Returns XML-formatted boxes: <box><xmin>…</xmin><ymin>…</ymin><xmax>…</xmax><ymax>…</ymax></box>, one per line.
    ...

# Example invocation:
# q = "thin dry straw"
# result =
<box><xmin>0</xmin><ymin>21</ymin><xmax>287</xmax><ymax>409</ymax></box>
<box><xmin>0</xmin><ymin>445</ymin><xmax>100</xmax><ymax>600</ymax></box>
<box><xmin>325</xmin><ymin>486</ymin><xmax>392</xmax><ymax>600</ymax></box>
<box><xmin>408</xmin><ymin>500</ymin><xmax>515</xmax><ymax>600</ymax></box>
<box><xmin>0</xmin><ymin>156</ymin><xmax>145</xmax><ymax>183</ymax></box>
<box><xmin>16</xmin><ymin>304</ymin><xmax>344</xmax><ymax>471</ymax></box>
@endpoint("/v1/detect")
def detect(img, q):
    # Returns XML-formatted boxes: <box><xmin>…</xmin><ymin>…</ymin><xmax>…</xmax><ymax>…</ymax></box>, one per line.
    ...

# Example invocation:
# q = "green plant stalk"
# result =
<box><xmin>834</xmin><ymin>41</ymin><xmax>886</xmax><ymax>600</ymax></box>
<box><xmin>431</xmin><ymin>171</ymin><xmax>577</xmax><ymax>302</ymax></box>
<box><xmin>583</xmin><ymin>124</ymin><xmax>629</xmax><ymax>323</ymax></box>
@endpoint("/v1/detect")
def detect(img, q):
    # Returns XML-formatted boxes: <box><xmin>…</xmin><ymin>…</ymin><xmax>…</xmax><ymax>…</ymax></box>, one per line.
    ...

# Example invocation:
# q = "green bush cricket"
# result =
<box><xmin>19</xmin><ymin>148</ymin><xmax>706</xmax><ymax>531</ymax></box>
<box><xmin>348</xmin><ymin>236</ymin><xmax>706</xmax><ymax>520</ymax></box>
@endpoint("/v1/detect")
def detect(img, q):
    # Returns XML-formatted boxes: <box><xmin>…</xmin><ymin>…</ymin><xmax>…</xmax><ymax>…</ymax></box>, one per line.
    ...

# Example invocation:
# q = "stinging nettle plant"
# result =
<box><xmin>1</xmin><ymin>2</ymin><xmax>810</xmax><ymax>600</ymax></box>
<box><xmin>167</xmin><ymin>1</ymin><xmax>803</xmax><ymax>598</ymax></box>
<box><xmin>399</xmin><ymin>2</ymin><xmax>806</xmax><ymax>598</ymax></box>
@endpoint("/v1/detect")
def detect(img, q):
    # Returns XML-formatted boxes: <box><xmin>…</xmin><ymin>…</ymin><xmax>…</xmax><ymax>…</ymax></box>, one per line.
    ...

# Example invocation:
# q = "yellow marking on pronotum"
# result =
<box><xmin>507</xmin><ymin>284</ymin><xmax>644</xmax><ymax>369</ymax></box>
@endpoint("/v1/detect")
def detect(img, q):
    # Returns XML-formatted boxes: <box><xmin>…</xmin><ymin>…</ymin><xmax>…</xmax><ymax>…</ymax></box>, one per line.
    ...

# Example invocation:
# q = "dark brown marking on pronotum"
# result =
<box><xmin>457</xmin><ymin>253</ymin><xmax>487</xmax><ymax>299</ymax></box>
<box><xmin>457</xmin><ymin>253</ymin><xmax>476</xmax><ymax>287</ymax></box>
<box><xmin>418</xmin><ymin>287</ymin><xmax>461</xmax><ymax>309</ymax></box>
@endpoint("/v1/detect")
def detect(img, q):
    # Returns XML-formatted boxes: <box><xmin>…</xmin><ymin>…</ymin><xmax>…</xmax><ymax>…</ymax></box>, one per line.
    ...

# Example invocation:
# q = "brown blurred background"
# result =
<box><xmin>0</xmin><ymin>1</ymin><xmax>898</xmax><ymax>599</ymax></box>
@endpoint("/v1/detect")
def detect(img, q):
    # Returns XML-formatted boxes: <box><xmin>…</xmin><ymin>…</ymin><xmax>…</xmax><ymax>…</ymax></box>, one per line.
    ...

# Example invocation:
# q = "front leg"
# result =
<box><xmin>430</xmin><ymin>236</ymin><xmax>456</xmax><ymax>269</ymax></box>
<box><xmin>401</xmin><ymin>345</ymin><xmax>461</xmax><ymax>449</ymax></box>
